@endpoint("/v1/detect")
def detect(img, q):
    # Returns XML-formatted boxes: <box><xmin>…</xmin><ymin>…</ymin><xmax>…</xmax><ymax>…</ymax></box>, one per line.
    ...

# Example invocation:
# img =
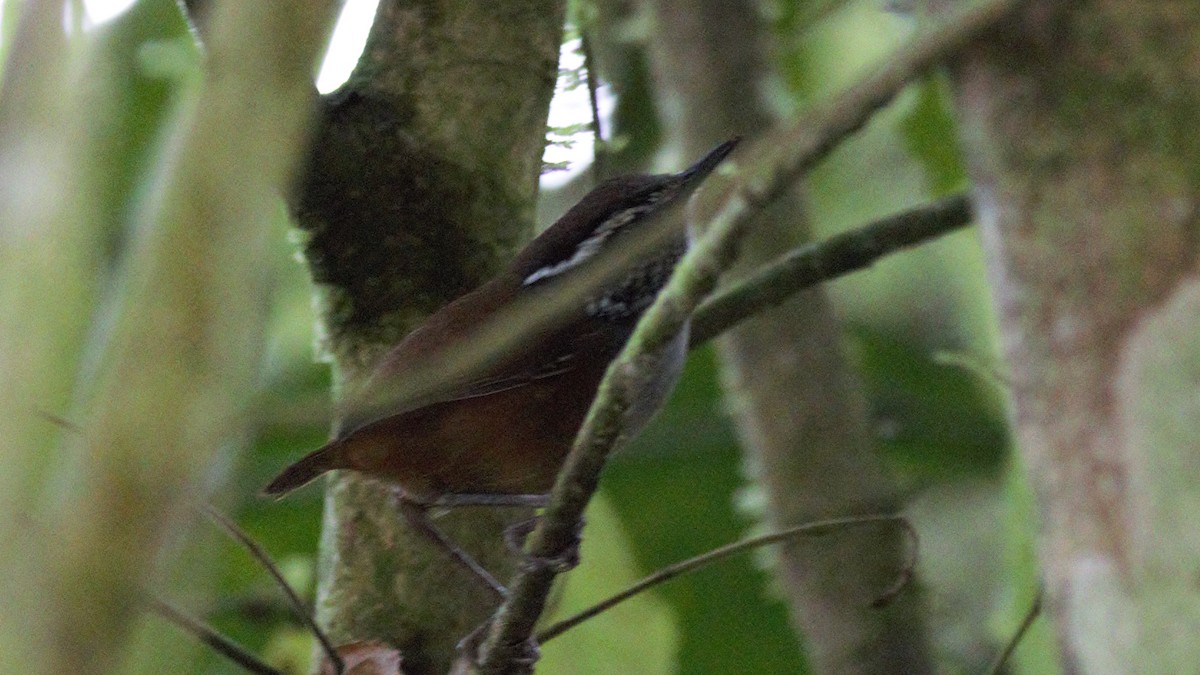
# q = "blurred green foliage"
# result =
<box><xmin>850</xmin><ymin>327</ymin><xmax>1009</xmax><ymax>486</ymax></box>
<box><xmin>605</xmin><ymin>349</ymin><xmax>809</xmax><ymax>675</ymax></box>
<box><xmin>86</xmin><ymin>0</ymin><xmax>197</xmax><ymax>260</ymax></box>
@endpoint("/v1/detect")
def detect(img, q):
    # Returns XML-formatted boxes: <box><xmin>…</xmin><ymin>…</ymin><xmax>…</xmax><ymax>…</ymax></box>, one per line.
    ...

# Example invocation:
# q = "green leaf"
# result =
<box><xmin>849</xmin><ymin>328</ymin><xmax>1009</xmax><ymax>484</ymax></box>
<box><xmin>898</xmin><ymin>76</ymin><xmax>968</xmax><ymax>195</ymax></box>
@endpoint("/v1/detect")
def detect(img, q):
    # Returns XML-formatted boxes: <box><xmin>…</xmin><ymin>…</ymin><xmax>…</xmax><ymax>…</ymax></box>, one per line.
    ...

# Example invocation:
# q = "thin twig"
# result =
<box><xmin>690</xmin><ymin>193</ymin><xmax>972</xmax><ymax>346</ymax></box>
<box><xmin>537</xmin><ymin>514</ymin><xmax>916</xmax><ymax>643</ymax></box>
<box><xmin>579</xmin><ymin>29</ymin><xmax>606</xmax><ymax>181</ymax></box>
<box><xmin>984</xmin><ymin>588</ymin><xmax>1044</xmax><ymax>675</ymax></box>
<box><xmin>477</xmin><ymin>1</ymin><xmax>1022</xmax><ymax>671</ymax></box>
<box><xmin>149</xmin><ymin>598</ymin><xmax>282</xmax><ymax>675</ymax></box>
<box><xmin>869</xmin><ymin>515</ymin><xmax>921</xmax><ymax>609</ymax></box>
<box><xmin>33</xmin><ymin>408</ymin><xmax>82</xmax><ymax>433</ymax></box>
<box><xmin>203</xmin><ymin>505</ymin><xmax>345</xmax><ymax>675</ymax></box>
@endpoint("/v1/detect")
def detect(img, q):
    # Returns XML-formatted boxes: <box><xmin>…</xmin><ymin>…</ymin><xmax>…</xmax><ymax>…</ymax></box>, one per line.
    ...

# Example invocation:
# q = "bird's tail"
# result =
<box><xmin>262</xmin><ymin>441</ymin><xmax>342</xmax><ymax>497</ymax></box>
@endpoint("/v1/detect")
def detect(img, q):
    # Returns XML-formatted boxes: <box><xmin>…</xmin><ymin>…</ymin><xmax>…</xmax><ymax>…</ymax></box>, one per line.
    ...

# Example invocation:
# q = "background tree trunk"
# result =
<box><xmin>291</xmin><ymin>2</ymin><xmax>564</xmax><ymax>673</ymax></box>
<box><xmin>647</xmin><ymin>0</ymin><xmax>933</xmax><ymax>672</ymax></box>
<box><xmin>944</xmin><ymin>0</ymin><xmax>1200</xmax><ymax>671</ymax></box>
<box><xmin>0</xmin><ymin>1</ymin><xmax>337</xmax><ymax>672</ymax></box>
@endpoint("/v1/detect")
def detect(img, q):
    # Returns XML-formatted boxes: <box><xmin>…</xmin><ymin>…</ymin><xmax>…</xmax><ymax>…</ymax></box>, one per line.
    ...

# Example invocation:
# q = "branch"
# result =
<box><xmin>536</xmin><ymin>515</ymin><xmax>917</xmax><ymax>643</ymax></box>
<box><xmin>149</xmin><ymin>599</ymin><xmax>282</xmax><ymax>675</ymax></box>
<box><xmin>689</xmin><ymin>193</ymin><xmax>972</xmax><ymax>346</ymax></box>
<box><xmin>477</xmin><ymin>0</ymin><xmax>1021</xmax><ymax>671</ymax></box>
<box><xmin>579</xmin><ymin>29</ymin><xmax>607</xmax><ymax>180</ymax></box>
<box><xmin>202</xmin><ymin>506</ymin><xmax>344</xmax><ymax>674</ymax></box>
<box><xmin>984</xmin><ymin>588</ymin><xmax>1043</xmax><ymax>675</ymax></box>
<box><xmin>34</xmin><ymin>3</ymin><xmax>337</xmax><ymax>672</ymax></box>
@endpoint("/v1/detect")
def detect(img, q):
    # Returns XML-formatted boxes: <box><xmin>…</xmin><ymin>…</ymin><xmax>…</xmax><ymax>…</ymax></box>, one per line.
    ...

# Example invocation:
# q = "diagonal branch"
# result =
<box><xmin>477</xmin><ymin>0</ymin><xmax>1022</xmax><ymax>671</ymax></box>
<box><xmin>149</xmin><ymin>599</ymin><xmax>282</xmax><ymax>675</ymax></box>
<box><xmin>689</xmin><ymin>193</ymin><xmax>972</xmax><ymax>347</ymax></box>
<box><xmin>202</xmin><ymin>506</ymin><xmax>344</xmax><ymax>674</ymax></box>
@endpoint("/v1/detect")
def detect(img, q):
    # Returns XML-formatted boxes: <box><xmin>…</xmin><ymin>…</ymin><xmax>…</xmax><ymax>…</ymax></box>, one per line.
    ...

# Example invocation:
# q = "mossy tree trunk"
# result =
<box><xmin>290</xmin><ymin>2</ymin><xmax>565</xmax><ymax>673</ymax></box>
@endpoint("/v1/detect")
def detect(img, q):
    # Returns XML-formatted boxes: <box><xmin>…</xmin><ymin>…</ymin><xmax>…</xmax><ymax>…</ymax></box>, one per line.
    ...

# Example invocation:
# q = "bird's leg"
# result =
<box><xmin>431</xmin><ymin>493</ymin><xmax>579</xmax><ymax>573</ymax></box>
<box><xmin>430</xmin><ymin>493</ymin><xmax>550</xmax><ymax>509</ymax></box>
<box><xmin>394</xmin><ymin>496</ymin><xmax>509</xmax><ymax>600</ymax></box>
<box><xmin>403</xmin><ymin>492</ymin><xmax>573</xmax><ymax>671</ymax></box>
<box><xmin>396</xmin><ymin>492</ymin><xmax>582</xmax><ymax>601</ymax></box>
<box><xmin>503</xmin><ymin>516</ymin><xmax>539</xmax><ymax>555</ymax></box>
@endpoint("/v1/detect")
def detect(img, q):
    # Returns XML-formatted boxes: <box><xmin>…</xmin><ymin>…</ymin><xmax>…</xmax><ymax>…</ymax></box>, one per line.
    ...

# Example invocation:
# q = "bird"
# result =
<box><xmin>265</xmin><ymin>139</ymin><xmax>738</xmax><ymax>506</ymax></box>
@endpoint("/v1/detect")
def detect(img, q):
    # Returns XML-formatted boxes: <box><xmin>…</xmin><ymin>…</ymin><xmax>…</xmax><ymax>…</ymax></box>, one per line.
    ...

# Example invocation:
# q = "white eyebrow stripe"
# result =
<box><xmin>521</xmin><ymin>203</ymin><xmax>653</xmax><ymax>286</ymax></box>
<box><xmin>522</xmin><ymin>228</ymin><xmax>609</xmax><ymax>285</ymax></box>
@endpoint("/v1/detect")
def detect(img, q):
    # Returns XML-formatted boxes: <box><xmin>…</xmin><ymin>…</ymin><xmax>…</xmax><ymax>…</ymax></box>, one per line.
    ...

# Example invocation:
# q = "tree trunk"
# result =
<box><xmin>944</xmin><ymin>0</ymin><xmax>1200</xmax><ymax>671</ymax></box>
<box><xmin>647</xmin><ymin>1</ymin><xmax>934</xmax><ymax>672</ymax></box>
<box><xmin>292</xmin><ymin>2</ymin><xmax>564</xmax><ymax>673</ymax></box>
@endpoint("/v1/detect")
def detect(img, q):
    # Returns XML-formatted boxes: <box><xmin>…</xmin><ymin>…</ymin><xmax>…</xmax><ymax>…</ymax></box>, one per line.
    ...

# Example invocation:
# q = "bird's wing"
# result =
<box><xmin>337</xmin><ymin>345</ymin><xmax>579</xmax><ymax>435</ymax></box>
<box><xmin>446</xmin><ymin>350</ymin><xmax>577</xmax><ymax>401</ymax></box>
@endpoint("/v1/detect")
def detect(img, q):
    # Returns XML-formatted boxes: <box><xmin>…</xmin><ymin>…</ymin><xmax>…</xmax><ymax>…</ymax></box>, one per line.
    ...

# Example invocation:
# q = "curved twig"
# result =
<box><xmin>537</xmin><ymin>514</ymin><xmax>917</xmax><ymax>643</ymax></box>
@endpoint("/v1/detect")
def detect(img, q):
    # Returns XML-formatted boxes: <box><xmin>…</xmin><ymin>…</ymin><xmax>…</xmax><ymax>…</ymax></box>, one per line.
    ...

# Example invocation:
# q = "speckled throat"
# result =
<box><xmin>584</xmin><ymin>235</ymin><xmax>688</xmax><ymax>323</ymax></box>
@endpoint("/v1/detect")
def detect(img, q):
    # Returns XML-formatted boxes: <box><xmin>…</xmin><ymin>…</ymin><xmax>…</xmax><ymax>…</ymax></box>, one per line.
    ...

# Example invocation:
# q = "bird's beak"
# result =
<box><xmin>678</xmin><ymin>137</ymin><xmax>741</xmax><ymax>187</ymax></box>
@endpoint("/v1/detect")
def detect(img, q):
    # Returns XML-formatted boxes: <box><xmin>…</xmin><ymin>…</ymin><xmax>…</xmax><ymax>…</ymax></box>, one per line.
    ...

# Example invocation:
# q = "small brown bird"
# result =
<box><xmin>264</xmin><ymin>140</ymin><xmax>737</xmax><ymax>512</ymax></box>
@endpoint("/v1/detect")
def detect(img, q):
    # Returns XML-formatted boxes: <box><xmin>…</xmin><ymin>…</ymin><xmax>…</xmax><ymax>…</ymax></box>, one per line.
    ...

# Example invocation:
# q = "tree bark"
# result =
<box><xmin>943</xmin><ymin>0</ymin><xmax>1200</xmax><ymax>671</ymax></box>
<box><xmin>647</xmin><ymin>1</ymin><xmax>933</xmax><ymax>672</ymax></box>
<box><xmin>292</xmin><ymin>2</ymin><xmax>564</xmax><ymax>673</ymax></box>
